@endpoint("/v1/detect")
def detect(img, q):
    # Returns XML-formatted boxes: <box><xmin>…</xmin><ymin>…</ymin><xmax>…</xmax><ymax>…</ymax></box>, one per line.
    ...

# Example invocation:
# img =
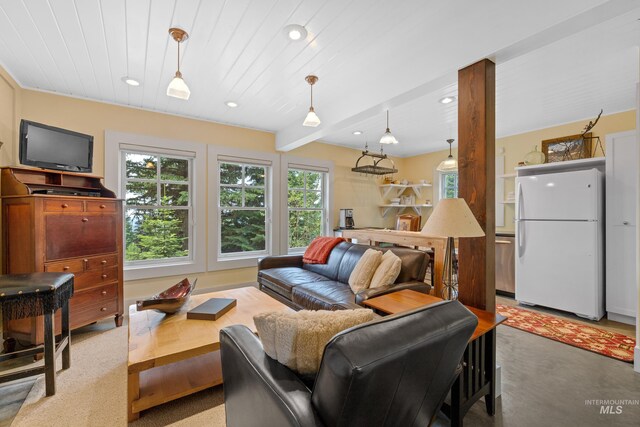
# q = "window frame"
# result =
<box><xmin>439</xmin><ymin>171</ymin><xmax>459</xmax><ymax>200</ymax></box>
<box><xmin>121</xmin><ymin>149</ymin><xmax>193</xmax><ymax>266</ymax></box>
<box><xmin>208</xmin><ymin>146</ymin><xmax>281</xmax><ymax>271</ymax></box>
<box><xmin>280</xmin><ymin>156</ymin><xmax>333</xmax><ymax>255</ymax></box>
<box><xmin>105</xmin><ymin>131</ymin><xmax>207</xmax><ymax>281</ymax></box>
<box><xmin>217</xmin><ymin>161</ymin><xmax>270</xmax><ymax>260</ymax></box>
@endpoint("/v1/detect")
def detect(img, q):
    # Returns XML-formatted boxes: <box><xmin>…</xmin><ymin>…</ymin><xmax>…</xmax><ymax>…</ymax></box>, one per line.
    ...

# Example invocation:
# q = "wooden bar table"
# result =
<box><xmin>341</xmin><ymin>228</ymin><xmax>448</xmax><ymax>296</ymax></box>
<box><xmin>363</xmin><ymin>289</ymin><xmax>506</xmax><ymax>427</ymax></box>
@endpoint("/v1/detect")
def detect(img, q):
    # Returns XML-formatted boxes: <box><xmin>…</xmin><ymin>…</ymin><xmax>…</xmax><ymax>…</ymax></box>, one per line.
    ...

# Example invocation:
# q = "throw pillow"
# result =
<box><xmin>254</xmin><ymin>309</ymin><xmax>374</xmax><ymax>375</ymax></box>
<box><xmin>369</xmin><ymin>250</ymin><xmax>402</xmax><ymax>288</ymax></box>
<box><xmin>348</xmin><ymin>248</ymin><xmax>383</xmax><ymax>293</ymax></box>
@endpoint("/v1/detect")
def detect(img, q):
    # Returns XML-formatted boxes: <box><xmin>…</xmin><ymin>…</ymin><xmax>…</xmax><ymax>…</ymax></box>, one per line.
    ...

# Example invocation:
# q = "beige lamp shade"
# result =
<box><xmin>421</xmin><ymin>198</ymin><xmax>485</xmax><ymax>238</ymax></box>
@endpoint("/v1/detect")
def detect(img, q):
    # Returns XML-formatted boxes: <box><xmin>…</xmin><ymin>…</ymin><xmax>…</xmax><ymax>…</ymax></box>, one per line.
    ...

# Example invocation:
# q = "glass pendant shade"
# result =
<box><xmin>303</xmin><ymin>107</ymin><xmax>321</xmax><ymax>127</ymax></box>
<box><xmin>302</xmin><ymin>75</ymin><xmax>320</xmax><ymax>127</ymax></box>
<box><xmin>436</xmin><ymin>138</ymin><xmax>457</xmax><ymax>172</ymax></box>
<box><xmin>167</xmin><ymin>71</ymin><xmax>191</xmax><ymax>100</ymax></box>
<box><xmin>437</xmin><ymin>156</ymin><xmax>458</xmax><ymax>172</ymax></box>
<box><xmin>167</xmin><ymin>28</ymin><xmax>190</xmax><ymax>100</ymax></box>
<box><xmin>379</xmin><ymin>110</ymin><xmax>398</xmax><ymax>144</ymax></box>
<box><xmin>379</xmin><ymin>129</ymin><xmax>398</xmax><ymax>145</ymax></box>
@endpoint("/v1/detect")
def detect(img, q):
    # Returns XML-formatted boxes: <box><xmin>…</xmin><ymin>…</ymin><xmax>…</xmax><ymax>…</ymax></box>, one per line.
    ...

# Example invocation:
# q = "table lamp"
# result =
<box><xmin>421</xmin><ymin>198</ymin><xmax>485</xmax><ymax>300</ymax></box>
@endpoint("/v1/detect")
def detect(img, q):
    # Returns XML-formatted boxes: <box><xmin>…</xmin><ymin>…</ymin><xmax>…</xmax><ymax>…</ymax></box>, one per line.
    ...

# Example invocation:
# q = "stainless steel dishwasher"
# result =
<box><xmin>495</xmin><ymin>233</ymin><xmax>515</xmax><ymax>295</ymax></box>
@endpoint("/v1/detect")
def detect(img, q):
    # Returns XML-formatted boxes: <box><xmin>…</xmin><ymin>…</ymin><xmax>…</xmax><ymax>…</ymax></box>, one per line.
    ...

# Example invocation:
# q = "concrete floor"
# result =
<box><xmin>464</xmin><ymin>319</ymin><xmax>640</xmax><ymax>426</ymax></box>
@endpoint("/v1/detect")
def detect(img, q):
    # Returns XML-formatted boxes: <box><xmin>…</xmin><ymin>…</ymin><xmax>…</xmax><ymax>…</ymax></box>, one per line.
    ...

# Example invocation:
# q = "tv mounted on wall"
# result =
<box><xmin>19</xmin><ymin>120</ymin><xmax>94</xmax><ymax>173</ymax></box>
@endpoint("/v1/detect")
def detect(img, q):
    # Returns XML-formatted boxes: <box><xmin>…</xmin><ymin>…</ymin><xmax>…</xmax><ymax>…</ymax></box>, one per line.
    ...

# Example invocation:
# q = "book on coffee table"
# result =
<box><xmin>187</xmin><ymin>298</ymin><xmax>237</xmax><ymax>320</ymax></box>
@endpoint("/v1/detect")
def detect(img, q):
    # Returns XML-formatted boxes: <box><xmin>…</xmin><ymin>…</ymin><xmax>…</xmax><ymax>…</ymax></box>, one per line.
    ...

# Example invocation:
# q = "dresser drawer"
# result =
<box><xmin>84</xmin><ymin>254</ymin><xmax>118</xmax><ymax>271</ymax></box>
<box><xmin>70</xmin><ymin>283</ymin><xmax>118</xmax><ymax>327</ymax></box>
<box><xmin>44</xmin><ymin>200</ymin><xmax>83</xmax><ymax>212</ymax></box>
<box><xmin>86</xmin><ymin>200</ymin><xmax>118</xmax><ymax>213</ymax></box>
<box><xmin>44</xmin><ymin>259</ymin><xmax>85</xmax><ymax>273</ymax></box>
<box><xmin>74</xmin><ymin>266</ymin><xmax>118</xmax><ymax>291</ymax></box>
<box><xmin>45</xmin><ymin>214</ymin><xmax>117</xmax><ymax>260</ymax></box>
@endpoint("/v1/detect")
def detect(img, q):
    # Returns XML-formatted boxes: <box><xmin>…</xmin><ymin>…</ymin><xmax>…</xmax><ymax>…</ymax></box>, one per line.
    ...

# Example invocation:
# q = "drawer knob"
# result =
<box><xmin>623</xmin><ymin>221</ymin><xmax>629</xmax><ymax>225</ymax></box>
<box><xmin>101</xmin><ymin>290</ymin><xmax>107</xmax><ymax>296</ymax></box>
<box><xmin>61</xmin><ymin>203</ymin><xmax>68</xmax><ymax>208</ymax></box>
<box><xmin>101</xmin><ymin>274</ymin><xmax>108</xmax><ymax>279</ymax></box>
<box><xmin>100</xmin><ymin>204</ymin><xmax>106</xmax><ymax>209</ymax></box>
<box><xmin>63</xmin><ymin>266</ymin><xmax>70</xmax><ymax>271</ymax></box>
<box><xmin>100</xmin><ymin>307</ymin><xmax>107</xmax><ymax>312</ymax></box>
<box><xmin>82</xmin><ymin>218</ymin><xmax>89</xmax><ymax>223</ymax></box>
<box><xmin>101</xmin><ymin>260</ymin><xmax>107</xmax><ymax>265</ymax></box>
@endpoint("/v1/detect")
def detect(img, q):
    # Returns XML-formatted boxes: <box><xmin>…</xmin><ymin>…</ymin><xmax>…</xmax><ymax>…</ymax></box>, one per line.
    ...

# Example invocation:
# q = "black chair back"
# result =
<box><xmin>311</xmin><ymin>300</ymin><xmax>477</xmax><ymax>427</ymax></box>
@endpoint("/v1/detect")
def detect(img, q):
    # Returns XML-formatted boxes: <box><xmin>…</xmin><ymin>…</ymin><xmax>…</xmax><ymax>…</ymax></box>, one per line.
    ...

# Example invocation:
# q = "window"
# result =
<box><xmin>440</xmin><ymin>172</ymin><xmax>458</xmax><ymax>199</ymax></box>
<box><xmin>105</xmin><ymin>131</ymin><xmax>206</xmax><ymax>281</ymax></box>
<box><xmin>208</xmin><ymin>147</ymin><xmax>280</xmax><ymax>270</ymax></box>
<box><xmin>218</xmin><ymin>161</ymin><xmax>269</xmax><ymax>257</ymax></box>
<box><xmin>287</xmin><ymin>168</ymin><xmax>327</xmax><ymax>251</ymax></box>
<box><xmin>123</xmin><ymin>151</ymin><xmax>192</xmax><ymax>263</ymax></box>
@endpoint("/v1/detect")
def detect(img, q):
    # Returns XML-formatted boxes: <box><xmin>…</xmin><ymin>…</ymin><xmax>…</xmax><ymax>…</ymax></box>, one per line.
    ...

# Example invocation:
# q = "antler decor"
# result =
<box><xmin>580</xmin><ymin>109</ymin><xmax>604</xmax><ymax>157</ymax></box>
<box><xmin>582</xmin><ymin>109</ymin><xmax>603</xmax><ymax>137</ymax></box>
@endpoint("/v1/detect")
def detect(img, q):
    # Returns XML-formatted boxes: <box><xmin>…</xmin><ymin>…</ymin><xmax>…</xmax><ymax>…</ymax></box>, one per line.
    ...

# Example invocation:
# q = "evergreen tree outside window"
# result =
<box><xmin>288</xmin><ymin>169</ymin><xmax>326</xmax><ymax>250</ymax></box>
<box><xmin>123</xmin><ymin>151</ymin><xmax>192</xmax><ymax>263</ymax></box>
<box><xmin>218</xmin><ymin>162</ymin><xmax>269</xmax><ymax>256</ymax></box>
<box><xmin>440</xmin><ymin>172</ymin><xmax>458</xmax><ymax>199</ymax></box>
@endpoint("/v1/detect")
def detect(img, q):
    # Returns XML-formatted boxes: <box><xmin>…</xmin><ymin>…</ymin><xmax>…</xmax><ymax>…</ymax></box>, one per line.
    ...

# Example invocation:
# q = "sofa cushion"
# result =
<box><xmin>348</xmin><ymin>249</ymin><xmax>383</xmax><ymax>293</ymax></box>
<box><xmin>302</xmin><ymin>242</ymin><xmax>351</xmax><ymax>281</ymax></box>
<box><xmin>259</xmin><ymin>267</ymin><xmax>331</xmax><ymax>299</ymax></box>
<box><xmin>382</xmin><ymin>247</ymin><xmax>428</xmax><ymax>283</ymax></box>
<box><xmin>291</xmin><ymin>282</ymin><xmax>361</xmax><ymax>311</ymax></box>
<box><xmin>370</xmin><ymin>250</ymin><xmax>403</xmax><ymax>288</ymax></box>
<box><xmin>253</xmin><ymin>309</ymin><xmax>374</xmax><ymax>375</ymax></box>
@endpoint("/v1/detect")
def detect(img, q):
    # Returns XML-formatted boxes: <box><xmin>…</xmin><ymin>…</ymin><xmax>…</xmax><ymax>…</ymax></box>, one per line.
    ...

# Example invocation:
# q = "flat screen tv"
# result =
<box><xmin>19</xmin><ymin>120</ymin><xmax>93</xmax><ymax>173</ymax></box>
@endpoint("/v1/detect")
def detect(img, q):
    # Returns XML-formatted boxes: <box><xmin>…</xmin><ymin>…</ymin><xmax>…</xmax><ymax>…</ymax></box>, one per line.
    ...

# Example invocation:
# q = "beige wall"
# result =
<box><xmin>0</xmin><ymin>67</ymin><xmax>19</xmax><ymax>170</ymax></box>
<box><xmin>403</xmin><ymin>110</ymin><xmax>637</xmax><ymax>233</ymax></box>
<box><xmin>5</xmin><ymin>85</ymin><xmax>391</xmax><ymax>298</ymax></box>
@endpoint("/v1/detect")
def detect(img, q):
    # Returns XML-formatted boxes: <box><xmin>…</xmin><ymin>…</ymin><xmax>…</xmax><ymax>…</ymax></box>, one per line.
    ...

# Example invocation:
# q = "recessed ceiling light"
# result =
<box><xmin>122</xmin><ymin>77</ymin><xmax>140</xmax><ymax>86</ymax></box>
<box><xmin>225</xmin><ymin>101</ymin><xmax>239</xmax><ymax>108</ymax></box>
<box><xmin>283</xmin><ymin>24</ymin><xmax>307</xmax><ymax>41</ymax></box>
<box><xmin>439</xmin><ymin>96</ymin><xmax>456</xmax><ymax>104</ymax></box>
<box><xmin>352</xmin><ymin>130</ymin><xmax>363</xmax><ymax>135</ymax></box>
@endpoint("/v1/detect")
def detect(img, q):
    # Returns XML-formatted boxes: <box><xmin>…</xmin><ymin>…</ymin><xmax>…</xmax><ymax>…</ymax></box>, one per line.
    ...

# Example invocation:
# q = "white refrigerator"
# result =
<box><xmin>515</xmin><ymin>168</ymin><xmax>604</xmax><ymax>320</ymax></box>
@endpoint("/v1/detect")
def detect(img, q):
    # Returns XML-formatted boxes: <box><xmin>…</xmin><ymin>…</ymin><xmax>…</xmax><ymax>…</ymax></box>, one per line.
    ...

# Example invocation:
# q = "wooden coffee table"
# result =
<box><xmin>127</xmin><ymin>286</ymin><xmax>292</xmax><ymax>421</ymax></box>
<box><xmin>363</xmin><ymin>290</ymin><xmax>506</xmax><ymax>427</ymax></box>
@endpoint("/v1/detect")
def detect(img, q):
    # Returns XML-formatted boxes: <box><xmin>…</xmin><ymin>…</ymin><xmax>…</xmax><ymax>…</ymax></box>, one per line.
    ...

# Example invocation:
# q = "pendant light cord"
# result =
<box><xmin>310</xmin><ymin>83</ymin><xmax>313</xmax><ymax>108</ymax></box>
<box><xmin>177</xmin><ymin>40</ymin><xmax>181</xmax><ymax>73</ymax></box>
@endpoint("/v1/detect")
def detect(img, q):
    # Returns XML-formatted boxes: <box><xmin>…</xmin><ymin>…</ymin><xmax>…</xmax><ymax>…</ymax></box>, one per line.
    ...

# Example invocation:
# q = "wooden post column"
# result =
<box><xmin>457</xmin><ymin>59</ymin><xmax>496</xmax><ymax>312</ymax></box>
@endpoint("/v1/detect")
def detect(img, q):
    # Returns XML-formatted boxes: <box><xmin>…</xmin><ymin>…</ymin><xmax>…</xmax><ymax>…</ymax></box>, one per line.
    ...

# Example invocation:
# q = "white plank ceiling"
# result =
<box><xmin>0</xmin><ymin>0</ymin><xmax>638</xmax><ymax>157</ymax></box>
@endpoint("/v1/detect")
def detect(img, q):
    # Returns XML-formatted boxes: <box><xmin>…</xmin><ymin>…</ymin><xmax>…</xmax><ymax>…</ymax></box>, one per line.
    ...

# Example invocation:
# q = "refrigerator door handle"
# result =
<box><xmin>516</xmin><ymin>182</ymin><xmax>524</xmax><ymax>255</ymax></box>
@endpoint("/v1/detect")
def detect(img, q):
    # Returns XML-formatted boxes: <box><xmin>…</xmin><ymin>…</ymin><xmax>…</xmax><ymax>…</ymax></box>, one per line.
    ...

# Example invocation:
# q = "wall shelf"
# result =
<box><xmin>379</xmin><ymin>183</ymin><xmax>432</xmax><ymax>199</ymax></box>
<box><xmin>379</xmin><ymin>204</ymin><xmax>433</xmax><ymax>217</ymax></box>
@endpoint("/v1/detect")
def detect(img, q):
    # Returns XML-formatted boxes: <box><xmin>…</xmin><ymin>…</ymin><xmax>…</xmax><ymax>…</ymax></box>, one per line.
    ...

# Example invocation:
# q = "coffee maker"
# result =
<box><xmin>339</xmin><ymin>209</ymin><xmax>355</xmax><ymax>229</ymax></box>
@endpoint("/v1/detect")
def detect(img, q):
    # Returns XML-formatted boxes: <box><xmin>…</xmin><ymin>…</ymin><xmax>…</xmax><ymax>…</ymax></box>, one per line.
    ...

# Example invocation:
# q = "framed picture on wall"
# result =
<box><xmin>541</xmin><ymin>133</ymin><xmax>592</xmax><ymax>163</ymax></box>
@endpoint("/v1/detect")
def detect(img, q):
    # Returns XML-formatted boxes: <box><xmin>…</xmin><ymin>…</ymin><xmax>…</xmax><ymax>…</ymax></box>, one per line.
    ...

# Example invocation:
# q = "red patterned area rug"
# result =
<box><xmin>496</xmin><ymin>304</ymin><xmax>635</xmax><ymax>362</ymax></box>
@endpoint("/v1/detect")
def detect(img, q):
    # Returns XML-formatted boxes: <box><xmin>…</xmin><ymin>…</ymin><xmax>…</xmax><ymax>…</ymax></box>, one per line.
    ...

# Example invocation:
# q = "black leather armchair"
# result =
<box><xmin>220</xmin><ymin>300</ymin><xmax>478</xmax><ymax>427</ymax></box>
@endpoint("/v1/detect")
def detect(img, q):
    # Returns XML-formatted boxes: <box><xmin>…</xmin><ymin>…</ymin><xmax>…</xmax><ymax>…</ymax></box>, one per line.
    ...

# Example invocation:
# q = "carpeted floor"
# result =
<box><xmin>10</xmin><ymin>319</ymin><xmax>226</xmax><ymax>427</ymax></box>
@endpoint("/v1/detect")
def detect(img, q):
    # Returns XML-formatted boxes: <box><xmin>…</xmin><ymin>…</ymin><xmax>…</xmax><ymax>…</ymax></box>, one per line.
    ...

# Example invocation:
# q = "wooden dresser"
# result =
<box><xmin>1</xmin><ymin>166</ymin><xmax>123</xmax><ymax>347</ymax></box>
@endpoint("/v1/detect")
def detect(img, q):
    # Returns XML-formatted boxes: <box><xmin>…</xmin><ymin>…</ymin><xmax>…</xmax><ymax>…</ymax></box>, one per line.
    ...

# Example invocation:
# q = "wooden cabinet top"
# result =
<box><xmin>1</xmin><ymin>166</ymin><xmax>116</xmax><ymax>199</ymax></box>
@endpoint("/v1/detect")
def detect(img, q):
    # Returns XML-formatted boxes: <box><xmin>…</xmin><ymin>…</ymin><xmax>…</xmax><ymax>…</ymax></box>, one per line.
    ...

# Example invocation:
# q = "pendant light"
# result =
<box><xmin>167</xmin><ymin>28</ymin><xmax>190</xmax><ymax>100</ymax></box>
<box><xmin>303</xmin><ymin>75</ymin><xmax>320</xmax><ymax>127</ymax></box>
<box><xmin>437</xmin><ymin>139</ymin><xmax>458</xmax><ymax>172</ymax></box>
<box><xmin>379</xmin><ymin>110</ymin><xmax>398</xmax><ymax>144</ymax></box>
